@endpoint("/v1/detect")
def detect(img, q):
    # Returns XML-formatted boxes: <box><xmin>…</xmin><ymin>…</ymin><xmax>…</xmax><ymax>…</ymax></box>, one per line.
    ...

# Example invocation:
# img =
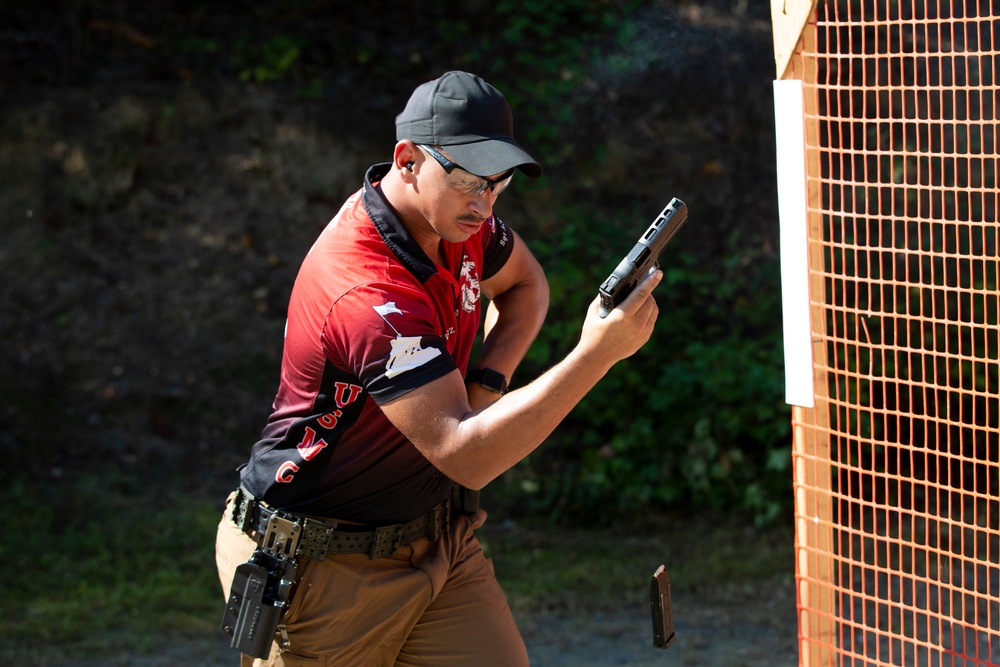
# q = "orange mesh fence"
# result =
<box><xmin>784</xmin><ymin>1</ymin><xmax>999</xmax><ymax>665</ymax></box>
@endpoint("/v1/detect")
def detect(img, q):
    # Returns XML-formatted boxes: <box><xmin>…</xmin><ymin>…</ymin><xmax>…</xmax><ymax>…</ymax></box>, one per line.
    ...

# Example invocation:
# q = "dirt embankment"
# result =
<box><xmin>1</xmin><ymin>1</ymin><xmax>779</xmax><ymax>501</ymax></box>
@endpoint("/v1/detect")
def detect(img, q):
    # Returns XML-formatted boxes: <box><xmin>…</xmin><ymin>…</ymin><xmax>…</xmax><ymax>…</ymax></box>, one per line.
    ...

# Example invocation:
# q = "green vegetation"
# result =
<box><xmin>0</xmin><ymin>478</ymin><xmax>222</xmax><ymax>658</ymax></box>
<box><xmin>498</xmin><ymin>208</ymin><xmax>790</xmax><ymax>526</ymax></box>
<box><xmin>232</xmin><ymin>35</ymin><xmax>305</xmax><ymax>84</ymax></box>
<box><xmin>0</xmin><ymin>476</ymin><xmax>792</xmax><ymax>661</ymax></box>
<box><xmin>481</xmin><ymin>512</ymin><xmax>793</xmax><ymax>616</ymax></box>
<box><xmin>436</xmin><ymin>0</ymin><xmax>790</xmax><ymax>526</ymax></box>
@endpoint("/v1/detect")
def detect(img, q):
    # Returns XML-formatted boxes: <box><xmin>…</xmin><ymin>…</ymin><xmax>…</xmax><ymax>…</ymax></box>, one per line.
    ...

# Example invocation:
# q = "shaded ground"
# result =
<box><xmin>34</xmin><ymin>585</ymin><xmax>798</xmax><ymax>667</ymax></box>
<box><xmin>20</xmin><ymin>517</ymin><xmax>799</xmax><ymax>666</ymax></box>
<box><xmin>56</xmin><ymin>580</ymin><xmax>797</xmax><ymax>667</ymax></box>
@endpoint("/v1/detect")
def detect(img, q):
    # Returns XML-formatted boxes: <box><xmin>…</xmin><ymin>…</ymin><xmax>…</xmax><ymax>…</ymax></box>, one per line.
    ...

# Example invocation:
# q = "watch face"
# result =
<box><xmin>481</xmin><ymin>373</ymin><xmax>503</xmax><ymax>393</ymax></box>
<box><xmin>472</xmin><ymin>368</ymin><xmax>507</xmax><ymax>394</ymax></box>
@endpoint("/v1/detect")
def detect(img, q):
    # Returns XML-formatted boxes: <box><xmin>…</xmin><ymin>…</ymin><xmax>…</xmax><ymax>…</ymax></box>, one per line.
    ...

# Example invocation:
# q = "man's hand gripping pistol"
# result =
<box><xmin>598</xmin><ymin>197</ymin><xmax>688</xmax><ymax>318</ymax></box>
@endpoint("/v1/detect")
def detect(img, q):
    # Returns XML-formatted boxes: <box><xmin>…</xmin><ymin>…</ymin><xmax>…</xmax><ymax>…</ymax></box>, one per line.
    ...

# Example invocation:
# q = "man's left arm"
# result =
<box><xmin>468</xmin><ymin>230</ymin><xmax>549</xmax><ymax>408</ymax></box>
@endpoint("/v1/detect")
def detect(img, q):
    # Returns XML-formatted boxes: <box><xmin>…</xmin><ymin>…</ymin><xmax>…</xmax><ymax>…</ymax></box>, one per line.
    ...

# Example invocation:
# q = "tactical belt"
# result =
<box><xmin>231</xmin><ymin>486</ymin><xmax>452</xmax><ymax>561</ymax></box>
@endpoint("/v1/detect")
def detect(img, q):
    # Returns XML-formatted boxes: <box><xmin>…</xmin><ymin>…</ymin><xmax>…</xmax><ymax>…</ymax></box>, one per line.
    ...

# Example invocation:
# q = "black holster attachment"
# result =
<box><xmin>453</xmin><ymin>485</ymin><xmax>480</xmax><ymax>515</ymax></box>
<box><xmin>222</xmin><ymin>490</ymin><xmax>301</xmax><ymax>660</ymax></box>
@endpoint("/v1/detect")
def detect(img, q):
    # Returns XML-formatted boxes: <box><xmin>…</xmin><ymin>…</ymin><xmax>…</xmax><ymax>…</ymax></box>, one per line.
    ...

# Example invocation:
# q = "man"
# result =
<box><xmin>216</xmin><ymin>70</ymin><xmax>661</xmax><ymax>666</ymax></box>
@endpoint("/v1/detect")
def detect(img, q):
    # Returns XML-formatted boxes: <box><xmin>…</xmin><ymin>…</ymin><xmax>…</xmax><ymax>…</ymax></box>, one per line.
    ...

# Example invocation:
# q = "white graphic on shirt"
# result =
<box><xmin>385</xmin><ymin>336</ymin><xmax>442</xmax><ymax>378</ymax></box>
<box><xmin>459</xmin><ymin>260</ymin><xmax>480</xmax><ymax>314</ymax></box>
<box><xmin>374</xmin><ymin>301</ymin><xmax>442</xmax><ymax>378</ymax></box>
<box><xmin>493</xmin><ymin>217</ymin><xmax>509</xmax><ymax>246</ymax></box>
<box><xmin>374</xmin><ymin>302</ymin><xmax>404</xmax><ymax>319</ymax></box>
<box><xmin>373</xmin><ymin>301</ymin><xmax>404</xmax><ymax>336</ymax></box>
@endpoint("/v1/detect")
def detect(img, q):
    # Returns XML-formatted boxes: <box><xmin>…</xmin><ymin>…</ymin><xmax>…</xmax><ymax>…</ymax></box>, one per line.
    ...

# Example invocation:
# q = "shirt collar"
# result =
<box><xmin>362</xmin><ymin>163</ymin><xmax>437</xmax><ymax>283</ymax></box>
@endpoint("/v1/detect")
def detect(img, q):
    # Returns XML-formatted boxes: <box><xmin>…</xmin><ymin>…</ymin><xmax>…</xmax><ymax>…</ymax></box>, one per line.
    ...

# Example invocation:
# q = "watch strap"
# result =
<box><xmin>466</xmin><ymin>368</ymin><xmax>508</xmax><ymax>395</ymax></box>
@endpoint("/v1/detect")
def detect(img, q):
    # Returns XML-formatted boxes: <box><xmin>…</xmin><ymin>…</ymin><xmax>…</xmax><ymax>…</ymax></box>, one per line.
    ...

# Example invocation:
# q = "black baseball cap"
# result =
<box><xmin>395</xmin><ymin>71</ymin><xmax>542</xmax><ymax>178</ymax></box>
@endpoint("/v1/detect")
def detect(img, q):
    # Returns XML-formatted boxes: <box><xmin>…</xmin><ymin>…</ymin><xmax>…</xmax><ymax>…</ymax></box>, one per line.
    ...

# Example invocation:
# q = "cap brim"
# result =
<box><xmin>441</xmin><ymin>138</ymin><xmax>542</xmax><ymax>179</ymax></box>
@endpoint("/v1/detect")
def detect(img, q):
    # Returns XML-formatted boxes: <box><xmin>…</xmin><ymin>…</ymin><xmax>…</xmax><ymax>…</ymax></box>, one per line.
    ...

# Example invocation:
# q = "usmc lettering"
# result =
<box><xmin>275</xmin><ymin>426</ymin><xmax>329</xmax><ymax>484</ymax></box>
<box><xmin>333</xmin><ymin>381</ymin><xmax>362</xmax><ymax>408</ymax></box>
<box><xmin>275</xmin><ymin>461</ymin><xmax>299</xmax><ymax>484</ymax></box>
<box><xmin>316</xmin><ymin>410</ymin><xmax>342</xmax><ymax>429</ymax></box>
<box><xmin>274</xmin><ymin>382</ymin><xmax>364</xmax><ymax>484</ymax></box>
<box><xmin>296</xmin><ymin>426</ymin><xmax>329</xmax><ymax>461</ymax></box>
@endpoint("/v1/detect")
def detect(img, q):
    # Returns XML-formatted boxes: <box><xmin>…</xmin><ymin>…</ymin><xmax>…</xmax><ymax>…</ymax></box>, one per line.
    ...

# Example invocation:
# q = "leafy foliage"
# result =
<box><xmin>435</xmin><ymin>1</ymin><xmax>792</xmax><ymax>525</ymax></box>
<box><xmin>488</xmin><ymin>202</ymin><xmax>790</xmax><ymax>526</ymax></box>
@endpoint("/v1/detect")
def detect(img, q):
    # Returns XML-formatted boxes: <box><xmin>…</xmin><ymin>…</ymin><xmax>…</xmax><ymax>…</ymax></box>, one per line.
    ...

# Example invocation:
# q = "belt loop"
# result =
<box><xmin>426</xmin><ymin>497</ymin><xmax>449</xmax><ymax>542</ymax></box>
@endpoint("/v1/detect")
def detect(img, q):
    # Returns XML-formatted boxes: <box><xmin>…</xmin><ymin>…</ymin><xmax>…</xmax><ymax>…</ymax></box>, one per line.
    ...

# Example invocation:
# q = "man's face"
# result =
<box><xmin>415</xmin><ymin>145</ymin><xmax>513</xmax><ymax>244</ymax></box>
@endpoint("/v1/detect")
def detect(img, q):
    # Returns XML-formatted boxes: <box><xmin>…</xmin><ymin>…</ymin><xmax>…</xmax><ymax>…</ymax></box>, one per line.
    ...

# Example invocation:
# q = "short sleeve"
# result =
<box><xmin>480</xmin><ymin>215</ymin><xmax>516</xmax><ymax>281</ymax></box>
<box><xmin>324</xmin><ymin>282</ymin><xmax>458</xmax><ymax>403</ymax></box>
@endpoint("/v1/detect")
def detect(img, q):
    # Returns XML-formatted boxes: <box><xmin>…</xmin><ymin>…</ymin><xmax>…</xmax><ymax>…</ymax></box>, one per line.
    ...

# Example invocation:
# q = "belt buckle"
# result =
<box><xmin>262</xmin><ymin>512</ymin><xmax>302</xmax><ymax>559</ymax></box>
<box><xmin>369</xmin><ymin>524</ymin><xmax>402</xmax><ymax>559</ymax></box>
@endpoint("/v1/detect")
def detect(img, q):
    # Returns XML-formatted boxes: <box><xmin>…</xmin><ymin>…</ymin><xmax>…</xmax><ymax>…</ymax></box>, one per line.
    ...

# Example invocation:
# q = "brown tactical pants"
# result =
<box><xmin>215</xmin><ymin>494</ymin><xmax>529</xmax><ymax>666</ymax></box>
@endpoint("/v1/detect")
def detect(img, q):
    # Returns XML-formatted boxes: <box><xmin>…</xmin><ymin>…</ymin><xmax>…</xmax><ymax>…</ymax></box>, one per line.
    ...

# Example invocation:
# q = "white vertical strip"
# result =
<box><xmin>773</xmin><ymin>79</ymin><xmax>815</xmax><ymax>408</ymax></box>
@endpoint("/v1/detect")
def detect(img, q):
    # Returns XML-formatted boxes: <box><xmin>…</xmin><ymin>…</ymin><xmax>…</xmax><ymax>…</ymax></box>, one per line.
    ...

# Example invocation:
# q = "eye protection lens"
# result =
<box><xmin>419</xmin><ymin>145</ymin><xmax>515</xmax><ymax>197</ymax></box>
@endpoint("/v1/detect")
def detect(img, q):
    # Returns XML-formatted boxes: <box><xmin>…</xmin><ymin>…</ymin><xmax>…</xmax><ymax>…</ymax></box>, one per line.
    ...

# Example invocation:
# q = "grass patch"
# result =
<box><xmin>0</xmin><ymin>474</ymin><xmax>225</xmax><ymax>659</ymax></box>
<box><xmin>0</xmin><ymin>474</ymin><xmax>794</xmax><ymax>662</ymax></box>
<box><xmin>480</xmin><ymin>512</ymin><xmax>794</xmax><ymax>617</ymax></box>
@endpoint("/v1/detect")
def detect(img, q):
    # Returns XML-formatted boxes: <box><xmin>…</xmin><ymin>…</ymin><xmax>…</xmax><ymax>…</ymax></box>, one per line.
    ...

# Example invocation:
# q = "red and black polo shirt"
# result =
<box><xmin>239</xmin><ymin>164</ymin><xmax>514</xmax><ymax>524</ymax></box>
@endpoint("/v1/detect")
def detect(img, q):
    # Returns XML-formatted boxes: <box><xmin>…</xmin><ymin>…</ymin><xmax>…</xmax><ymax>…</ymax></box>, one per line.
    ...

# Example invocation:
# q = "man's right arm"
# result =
<box><xmin>379</xmin><ymin>270</ymin><xmax>662</xmax><ymax>490</ymax></box>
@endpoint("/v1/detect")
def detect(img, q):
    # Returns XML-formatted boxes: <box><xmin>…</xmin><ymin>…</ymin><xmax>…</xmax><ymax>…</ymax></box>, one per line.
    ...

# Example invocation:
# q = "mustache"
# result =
<box><xmin>457</xmin><ymin>214</ymin><xmax>486</xmax><ymax>223</ymax></box>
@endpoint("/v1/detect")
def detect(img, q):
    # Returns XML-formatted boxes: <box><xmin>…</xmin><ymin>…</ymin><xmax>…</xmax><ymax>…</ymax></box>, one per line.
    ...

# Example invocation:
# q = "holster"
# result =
<box><xmin>222</xmin><ymin>493</ymin><xmax>301</xmax><ymax>660</ymax></box>
<box><xmin>221</xmin><ymin>554</ymin><xmax>293</xmax><ymax>658</ymax></box>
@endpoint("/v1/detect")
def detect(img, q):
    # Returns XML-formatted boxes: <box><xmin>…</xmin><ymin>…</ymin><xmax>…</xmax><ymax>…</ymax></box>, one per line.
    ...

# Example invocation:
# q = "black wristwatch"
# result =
<box><xmin>466</xmin><ymin>368</ymin><xmax>508</xmax><ymax>395</ymax></box>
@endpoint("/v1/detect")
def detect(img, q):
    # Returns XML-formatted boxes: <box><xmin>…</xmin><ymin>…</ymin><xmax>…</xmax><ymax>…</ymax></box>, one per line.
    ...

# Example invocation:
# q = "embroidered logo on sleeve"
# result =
<box><xmin>374</xmin><ymin>301</ymin><xmax>442</xmax><ymax>379</ymax></box>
